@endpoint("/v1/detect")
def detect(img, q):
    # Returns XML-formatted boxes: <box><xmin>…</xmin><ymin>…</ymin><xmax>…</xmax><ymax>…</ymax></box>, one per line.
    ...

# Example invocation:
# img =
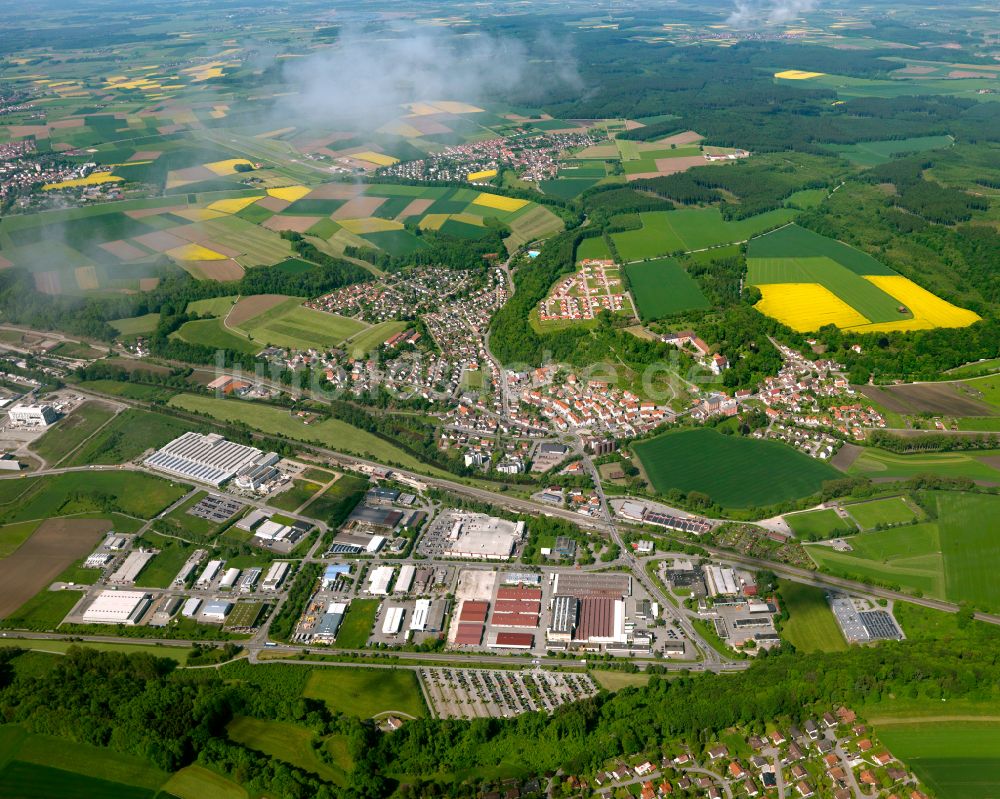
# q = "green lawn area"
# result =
<box><xmin>632</xmin><ymin>429</ymin><xmax>839</xmax><ymax>509</ymax></box>
<box><xmin>345</xmin><ymin>320</ymin><xmax>408</xmax><ymax>358</ymax></box>
<box><xmin>154</xmin><ymin>491</ymin><xmax>234</xmax><ymax>539</ymax></box>
<box><xmin>1</xmin><ymin>589</ymin><xmax>84</xmax><ymax>631</ymax></box>
<box><xmin>591</xmin><ymin>670</ymin><xmax>651</xmax><ymax>691</ymax></box>
<box><xmin>625</xmin><ymin>258</ymin><xmax>709</xmax><ymax>320</ymax></box>
<box><xmin>66</xmin><ymin>408</ymin><xmax>194</xmax><ymax>466</ymax></box>
<box><xmin>847</xmin><ymin>448</ymin><xmax>1000</xmax><ymax>483</ymax></box>
<box><xmin>0</xmin><ymin>760</ymin><xmax>156</xmax><ymax>799</ymax></box>
<box><xmin>268</xmin><ymin>479</ymin><xmax>324</xmax><ymax>512</ymax></box>
<box><xmin>302</xmin><ymin>667</ymin><xmax>426</xmax><ymax>718</ymax></box>
<box><xmin>576</xmin><ymin>235</ymin><xmax>612</xmax><ymax>261</ymax></box>
<box><xmin>134</xmin><ymin>532</ymin><xmax>194</xmax><ymax>588</ymax></box>
<box><xmin>333</xmin><ymin>598</ymin><xmax>380</xmax><ymax>648</ymax></box>
<box><xmin>29</xmin><ymin>401</ymin><xmax>116</xmax><ymax>465</ymax></box>
<box><xmin>226</xmin><ymin>716</ymin><xmax>346</xmax><ymax>785</ymax></box>
<box><xmin>876</xmin><ymin>722</ymin><xmax>1000</xmax><ymax>799</ymax></box>
<box><xmin>163</xmin><ymin>765</ymin><xmax>247</xmax><ymax>799</ymax></box>
<box><xmin>807</xmin><ymin>492</ymin><xmax>1000</xmax><ymax>611</ymax></box>
<box><xmin>784</xmin><ymin>508</ymin><xmax>856</xmax><ymax>540</ymax></box>
<box><xmin>612</xmin><ymin>207</ymin><xmax>796</xmax><ymax>261</ymax></box>
<box><xmin>0</xmin><ymin>521</ymin><xmax>40</xmax><ymax>558</ymax></box>
<box><xmin>187</xmin><ymin>295</ymin><xmax>238</xmax><ymax>317</ymax></box>
<box><xmin>777</xmin><ymin>580</ymin><xmax>847</xmax><ymax>653</ymax></box>
<box><xmin>168</xmin><ymin>394</ymin><xmax>451</xmax><ymax>477</ymax></box>
<box><xmin>844</xmin><ymin>496</ymin><xmax>920</xmax><ymax>530</ymax></box>
<box><xmin>0</xmin><ymin>638</ymin><xmax>193</xmax><ymax>662</ymax></box>
<box><xmin>75</xmin><ymin>379</ymin><xmax>178</xmax><ymax>403</ymax></box>
<box><xmin>0</xmin><ymin>472</ymin><xmax>187</xmax><ymax>524</ymax></box>
<box><xmin>233</xmin><ymin>298</ymin><xmax>365</xmax><ymax>350</ymax></box>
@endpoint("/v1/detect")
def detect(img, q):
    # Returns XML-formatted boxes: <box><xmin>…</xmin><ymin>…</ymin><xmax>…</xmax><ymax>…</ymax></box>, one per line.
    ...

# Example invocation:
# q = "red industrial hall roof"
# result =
<box><xmin>495</xmin><ymin>632</ymin><xmax>534</xmax><ymax>647</ymax></box>
<box><xmin>493</xmin><ymin>599</ymin><xmax>541</xmax><ymax>615</ymax></box>
<box><xmin>458</xmin><ymin>600</ymin><xmax>489</xmax><ymax>623</ymax></box>
<box><xmin>454</xmin><ymin>623</ymin><xmax>484</xmax><ymax>645</ymax></box>
<box><xmin>490</xmin><ymin>612</ymin><xmax>538</xmax><ymax>628</ymax></box>
<box><xmin>497</xmin><ymin>587</ymin><xmax>542</xmax><ymax>601</ymax></box>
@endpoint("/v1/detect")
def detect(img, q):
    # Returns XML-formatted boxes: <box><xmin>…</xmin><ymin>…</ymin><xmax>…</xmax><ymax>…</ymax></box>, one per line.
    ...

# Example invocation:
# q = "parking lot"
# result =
<box><xmin>421</xmin><ymin>668</ymin><xmax>597</xmax><ymax>720</ymax></box>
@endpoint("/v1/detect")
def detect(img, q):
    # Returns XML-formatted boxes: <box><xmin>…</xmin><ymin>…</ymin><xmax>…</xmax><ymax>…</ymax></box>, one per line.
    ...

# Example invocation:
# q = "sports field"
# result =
<box><xmin>612</xmin><ymin>207</ymin><xmax>796</xmax><ymax>261</ymax></box>
<box><xmin>632</xmin><ymin>429</ymin><xmax>839</xmax><ymax>508</ymax></box>
<box><xmin>846</xmin><ymin>447</ymin><xmax>1000</xmax><ymax>483</ymax></box>
<box><xmin>777</xmin><ymin>580</ymin><xmax>847</xmax><ymax>653</ymax></box>
<box><xmin>877</xmin><ymin>721</ymin><xmax>1000</xmax><ymax>799</ymax></box>
<box><xmin>784</xmin><ymin>508</ymin><xmax>856</xmax><ymax>540</ymax></box>
<box><xmin>807</xmin><ymin>492</ymin><xmax>1000</xmax><ymax>610</ymax></box>
<box><xmin>625</xmin><ymin>258</ymin><xmax>710</xmax><ymax>319</ymax></box>
<box><xmin>844</xmin><ymin>496</ymin><xmax>920</xmax><ymax>529</ymax></box>
<box><xmin>302</xmin><ymin>667</ymin><xmax>426</xmax><ymax>718</ymax></box>
<box><xmin>747</xmin><ymin>225</ymin><xmax>980</xmax><ymax>333</ymax></box>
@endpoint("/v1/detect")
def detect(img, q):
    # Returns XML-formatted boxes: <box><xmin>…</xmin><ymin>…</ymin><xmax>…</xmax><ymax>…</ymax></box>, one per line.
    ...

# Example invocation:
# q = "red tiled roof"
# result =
<box><xmin>454</xmin><ymin>623</ymin><xmax>484</xmax><ymax>645</ymax></box>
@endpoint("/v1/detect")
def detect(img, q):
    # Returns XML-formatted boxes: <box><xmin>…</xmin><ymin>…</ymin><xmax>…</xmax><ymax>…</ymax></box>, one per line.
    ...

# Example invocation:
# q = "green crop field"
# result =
<box><xmin>576</xmin><ymin>235</ymin><xmax>612</xmax><ymax>261</ymax></box>
<box><xmin>168</xmin><ymin>394</ymin><xmax>450</xmax><ymax>477</ymax></box>
<box><xmin>302</xmin><ymin>667</ymin><xmax>426</xmax><ymax>718</ymax></box>
<box><xmin>187</xmin><ymin>295</ymin><xmax>238</xmax><ymax>317</ymax></box>
<box><xmin>784</xmin><ymin>508</ymin><xmax>856</xmax><ymax>540</ymax></box>
<box><xmin>0</xmin><ymin>760</ymin><xmax>156</xmax><ymax>799</ymax></box>
<box><xmin>171</xmin><ymin>318</ymin><xmax>261</xmax><ymax>355</ymax></box>
<box><xmin>164</xmin><ymin>765</ymin><xmax>247</xmax><ymax>799</ymax></box>
<box><xmin>612</xmin><ymin>207</ymin><xmax>796</xmax><ymax>261</ymax></box>
<box><xmin>1</xmin><ymin>589</ymin><xmax>83</xmax><ymax>631</ymax></box>
<box><xmin>747</xmin><ymin>224</ymin><xmax>895</xmax><ymax>275</ymax></box>
<box><xmin>233</xmin><ymin>299</ymin><xmax>365</xmax><ymax>350</ymax></box>
<box><xmin>0</xmin><ymin>638</ymin><xmax>193</xmax><ymax>661</ymax></box>
<box><xmin>345</xmin><ymin>320</ymin><xmax>408</xmax><ymax>358</ymax></box>
<box><xmin>332</xmin><ymin>598</ymin><xmax>380</xmax><ymax>648</ymax></box>
<box><xmin>877</xmin><ymin>721</ymin><xmax>1000</xmax><ymax>799</ymax></box>
<box><xmin>0</xmin><ymin>521</ymin><xmax>40</xmax><ymax>559</ymax></box>
<box><xmin>625</xmin><ymin>258</ymin><xmax>710</xmax><ymax>319</ymax></box>
<box><xmin>227</xmin><ymin>716</ymin><xmax>346</xmax><ymax>784</ymax></box>
<box><xmin>827</xmin><ymin>135</ymin><xmax>954</xmax><ymax>166</ymax></box>
<box><xmin>110</xmin><ymin>313</ymin><xmax>159</xmax><ymax>336</ymax></box>
<box><xmin>847</xmin><ymin>448</ymin><xmax>1000</xmax><ymax>482</ymax></box>
<box><xmin>76</xmin><ymin>379</ymin><xmax>178</xmax><ymax>403</ymax></box>
<box><xmin>777</xmin><ymin>580</ymin><xmax>847</xmax><ymax>653</ymax></box>
<box><xmin>844</xmin><ymin>496</ymin><xmax>920</xmax><ymax>529</ymax></box>
<box><xmin>807</xmin><ymin>492</ymin><xmax>1000</xmax><ymax>610</ymax></box>
<box><xmin>0</xmin><ymin>472</ymin><xmax>187</xmax><ymax>524</ymax></box>
<box><xmin>67</xmin><ymin>408</ymin><xmax>193</xmax><ymax>466</ymax></box>
<box><xmin>632</xmin><ymin>429</ymin><xmax>839</xmax><ymax>508</ymax></box>
<box><xmin>29</xmin><ymin>401</ymin><xmax>116</xmax><ymax>466</ymax></box>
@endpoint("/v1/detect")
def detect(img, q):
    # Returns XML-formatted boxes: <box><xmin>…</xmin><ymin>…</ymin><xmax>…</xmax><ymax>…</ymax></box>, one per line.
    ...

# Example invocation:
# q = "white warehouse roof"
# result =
<box><xmin>382</xmin><ymin>606</ymin><xmax>405</xmax><ymax>635</ymax></box>
<box><xmin>367</xmin><ymin>565</ymin><xmax>394</xmax><ymax>595</ymax></box>
<box><xmin>394</xmin><ymin>564</ymin><xmax>415</xmax><ymax>594</ymax></box>
<box><xmin>82</xmin><ymin>590</ymin><xmax>152</xmax><ymax>625</ymax></box>
<box><xmin>144</xmin><ymin>432</ymin><xmax>266</xmax><ymax>487</ymax></box>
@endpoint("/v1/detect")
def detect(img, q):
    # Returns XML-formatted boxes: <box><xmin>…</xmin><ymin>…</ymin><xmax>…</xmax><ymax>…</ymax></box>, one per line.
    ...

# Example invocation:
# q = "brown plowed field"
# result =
<box><xmin>226</xmin><ymin>293</ymin><xmax>292</xmax><ymax>327</ymax></box>
<box><xmin>0</xmin><ymin>518</ymin><xmax>111</xmax><ymax>619</ymax></box>
<box><xmin>860</xmin><ymin>383</ymin><xmax>995</xmax><ymax>417</ymax></box>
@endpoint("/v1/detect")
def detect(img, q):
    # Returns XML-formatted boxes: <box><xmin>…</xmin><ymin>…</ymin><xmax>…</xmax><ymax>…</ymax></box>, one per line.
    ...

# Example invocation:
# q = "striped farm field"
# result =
<box><xmin>748</xmin><ymin>225</ymin><xmax>981</xmax><ymax>334</ymax></box>
<box><xmin>625</xmin><ymin>258</ymin><xmax>709</xmax><ymax>319</ymax></box>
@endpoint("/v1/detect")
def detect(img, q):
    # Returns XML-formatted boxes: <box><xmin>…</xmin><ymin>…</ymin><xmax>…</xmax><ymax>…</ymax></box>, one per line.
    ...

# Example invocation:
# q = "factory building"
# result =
<box><xmin>313</xmin><ymin>602</ymin><xmax>347</xmax><ymax>642</ymax></box>
<box><xmin>109</xmin><ymin>550</ymin><xmax>156</xmax><ymax>585</ymax></box>
<box><xmin>196</xmin><ymin>559</ymin><xmax>224</xmax><ymax>588</ymax></box>
<box><xmin>220</xmin><ymin>568</ymin><xmax>241</xmax><ymax>590</ymax></box>
<box><xmin>394</xmin><ymin>564</ymin><xmax>415</xmax><ymax>594</ymax></box>
<box><xmin>202</xmin><ymin>600</ymin><xmax>233</xmax><ymax>622</ymax></box>
<box><xmin>144</xmin><ymin>432</ymin><xmax>278</xmax><ymax>488</ymax></box>
<box><xmin>262</xmin><ymin>561</ymin><xmax>290</xmax><ymax>591</ymax></box>
<box><xmin>82</xmin><ymin>590</ymin><xmax>152</xmax><ymax>625</ymax></box>
<box><xmin>367</xmin><ymin>565</ymin><xmax>395</xmax><ymax>596</ymax></box>
<box><xmin>547</xmin><ymin>595</ymin><xmax>579</xmax><ymax>643</ymax></box>
<box><xmin>182</xmin><ymin>598</ymin><xmax>202</xmax><ymax>618</ymax></box>
<box><xmin>7</xmin><ymin>403</ymin><xmax>59</xmax><ymax>428</ymax></box>
<box><xmin>382</xmin><ymin>606</ymin><xmax>405</xmax><ymax>635</ymax></box>
<box><xmin>410</xmin><ymin>598</ymin><xmax>431</xmax><ymax>631</ymax></box>
<box><xmin>706</xmin><ymin>566</ymin><xmax>740</xmax><ymax>597</ymax></box>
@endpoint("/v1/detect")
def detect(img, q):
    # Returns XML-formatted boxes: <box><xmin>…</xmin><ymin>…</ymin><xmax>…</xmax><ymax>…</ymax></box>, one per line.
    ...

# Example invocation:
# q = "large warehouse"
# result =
<box><xmin>444</xmin><ymin>515</ymin><xmax>525</xmax><ymax>560</ymax></box>
<box><xmin>144</xmin><ymin>432</ymin><xmax>279</xmax><ymax>488</ymax></box>
<box><xmin>82</xmin><ymin>590</ymin><xmax>152</xmax><ymax>625</ymax></box>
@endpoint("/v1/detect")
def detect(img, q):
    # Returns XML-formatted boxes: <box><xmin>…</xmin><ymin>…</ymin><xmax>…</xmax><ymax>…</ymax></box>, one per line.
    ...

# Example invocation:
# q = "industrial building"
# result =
<box><xmin>322</xmin><ymin>563</ymin><xmax>351</xmax><ymax>590</ymax></box>
<box><xmin>202</xmin><ymin>600</ymin><xmax>233</xmax><ymax>622</ymax></box>
<box><xmin>410</xmin><ymin>598</ymin><xmax>431</xmax><ymax>631</ymax></box>
<box><xmin>182</xmin><ymin>598</ymin><xmax>202</xmax><ymax>618</ymax></box>
<box><xmin>7</xmin><ymin>403</ymin><xmax>59</xmax><ymax>428</ymax></box>
<box><xmin>489</xmin><ymin>632</ymin><xmax>534</xmax><ymax>649</ymax></box>
<box><xmin>706</xmin><ymin>566</ymin><xmax>741</xmax><ymax>597</ymax></box>
<box><xmin>382</xmin><ymin>606</ymin><xmax>405</xmax><ymax>635</ymax></box>
<box><xmin>144</xmin><ymin>432</ymin><xmax>279</xmax><ymax>488</ymax></box>
<box><xmin>547</xmin><ymin>595</ymin><xmax>579</xmax><ymax>643</ymax></box>
<box><xmin>573</xmin><ymin>597</ymin><xmax>627</xmax><ymax>645</ymax></box>
<box><xmin>394</xmin><ymin>564</ymin><xmax>415</xmax><ymax>594</ymax></box>
<box><xmin>444</xmin><ymin>515</ymin><xmax>525</xmax><ymax>560</ymax></box>
<box><xmin>367</xmin><ymin>565</ymin><xmax>395</xmax><ymax>595</ymax></box>
<box><xmin>196</xmin><ymin>559</ymin><xmax>223</xmax><ymax>588</ymax></box>
<box><xmin>262</xmin><ymin>561</ymin><xmax>290</xmax><ymax>591</ymax></box>
<box><xmin>220</xmin><ymin>568</ymin><xmax>240</xmax><ymax>590</ymax></box>
<box><xmin>313</xmin><ymin>601</ymin><xmax>347</xmax><ymax>642</ymax></box>
<box><xmin>109</xmin><ymin>550</ymin><xmax>156</xmax><ymax>584</ymax></box>
<box><xmin>553</xmin><ymin>572</ymin><xmax>631</xmax><ymax>598</ymax></box>
<box><xmin>82</xmin><ymin>590</ymin><xmax>152</xmax><ymax>625</ymax></box>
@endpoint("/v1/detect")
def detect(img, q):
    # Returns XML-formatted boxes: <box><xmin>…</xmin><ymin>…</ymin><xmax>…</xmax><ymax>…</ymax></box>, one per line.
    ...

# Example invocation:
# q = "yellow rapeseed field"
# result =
<box><xmin>755</xmin><ymin>283</ymin><xmax>870</xmax><ymax>332</ymax></box>
<box><xmin>472</xmin><ymin>192</ymin><xmax>528</xmax><ymax>212</ymax></box>
<box><xmin>430</xmin><ymin>101</ymin><xmax>485</xmax><ymax>114</ymax></box>
<box><xmin>467</xmin><ymin>169</ymin><xmax>498</xmax><ymax>182</ymax></box>
<box><xmin>207</xmin><ymin>196</ymin><xmax>264</xmax><ymax>214</ymax></box>
<box><xmin>266</xmin><ymin>186</ymin><xmax>311</xmax><ymax>203</ymax></box>
<box><xmin>204</xmin><ymin>158</ymin><xmax>254</xmax><ymax>176</ymax></box>
<box><xmin>339</xmin><ymin>218</ymin><xmax>404</xmax><ymax>234</ymax></box>
<box><xmin>43</xmin><ymin>173</ymin><xmax>123</xmax><ymax>190</ymax></box>
<box><xmin>847</xmin><ymin>276</ymin><xmax>981</xmax><ymax>333</ymax></box>
<box><xmin>352</xmin><ymin>151</ymin><xmax>399</xmax><ymax>167</ymax></box>
<box><xmin>774</xmin><ymin>70</ymin><xmax>826</xmax><ymax>80</ymax></box>
<box><xmin>418</xmin><ymin>214</ymin><xmax>449</xmax><ymax>231</ymax></box>
<box><xmin>165</xmin><ymin>243</ymin><xmax>228</xmax><ymax>261</ymax></box>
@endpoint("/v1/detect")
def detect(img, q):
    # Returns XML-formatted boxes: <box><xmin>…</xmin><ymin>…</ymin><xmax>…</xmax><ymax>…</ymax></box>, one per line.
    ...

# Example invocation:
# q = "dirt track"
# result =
<box><xmin>0</xmin><ymin>518</ymin><xmax>111</xmax><ymax>619</ymax></box>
